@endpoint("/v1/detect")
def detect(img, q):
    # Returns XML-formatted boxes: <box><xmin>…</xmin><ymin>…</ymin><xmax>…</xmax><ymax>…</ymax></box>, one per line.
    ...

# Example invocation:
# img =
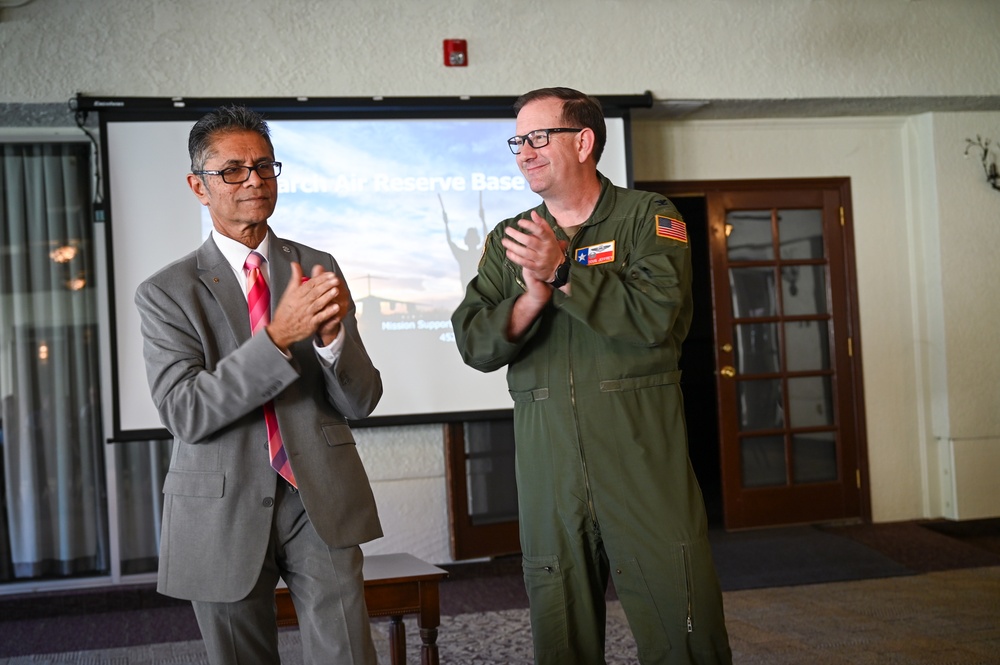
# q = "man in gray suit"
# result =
<box><xmin>135</xmin><ymin>106</ymin><xmax>382</xmax><ymax>665</ymax></box>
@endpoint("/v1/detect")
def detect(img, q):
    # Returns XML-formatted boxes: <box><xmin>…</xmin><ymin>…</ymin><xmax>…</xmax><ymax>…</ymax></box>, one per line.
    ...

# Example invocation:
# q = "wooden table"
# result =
<box><xmin>275</xmin><ymin>553</ymin><xmax>449</xmax><ymax>665</ymax></box>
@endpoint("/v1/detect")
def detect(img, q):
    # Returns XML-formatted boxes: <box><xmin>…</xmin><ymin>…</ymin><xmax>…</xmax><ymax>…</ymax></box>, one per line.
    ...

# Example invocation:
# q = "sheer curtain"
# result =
<box><xmin>0</xmin><ymin>141</ymin><xmax>109</xmax><ymax>580</ymax></box>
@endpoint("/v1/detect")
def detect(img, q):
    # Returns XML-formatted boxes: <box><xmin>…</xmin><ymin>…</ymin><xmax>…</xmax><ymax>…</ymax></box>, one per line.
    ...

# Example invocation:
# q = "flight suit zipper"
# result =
<box><xmin>682</xmin><ymin>543</ymin><xmax>694</xmax><ymax>633</ymax></box>
<box><xmin>563</xmin><ymin>230</ymin><xmax>599</xmax><ymax>531</ymax></box>
<box><xmin>568</xmin><ymin>325</ymin><xmax>598</xmax><ymax>530</ymax></box>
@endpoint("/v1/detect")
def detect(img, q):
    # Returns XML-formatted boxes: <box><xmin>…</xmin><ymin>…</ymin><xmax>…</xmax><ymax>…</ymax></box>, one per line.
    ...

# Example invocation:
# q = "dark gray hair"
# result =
<box><xmin>513</xmin><ymin>87</ymin><xmax>607</xmax><ymax>163</ymax></box>
<box><xmin>188</xmin><ymin>105</ymin><xmax>274</xmax><ymax>172</ymax></box>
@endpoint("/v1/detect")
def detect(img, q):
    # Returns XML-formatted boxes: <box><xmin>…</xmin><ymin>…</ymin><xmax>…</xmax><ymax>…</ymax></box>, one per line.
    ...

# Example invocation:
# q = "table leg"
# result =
<box><xmin>419</xmin><ymin>626</ymin><xmax>440</xmax><ymax>665</ymax></box>
<box><xmin>387</xmin><ymin>615</ymin><xmax>406</xmax><ymax>665</ymax></box>
<box><xmin>418</xmin><ymin>580</ymin><xmax>442</xmax><ymax>665</ymax></box>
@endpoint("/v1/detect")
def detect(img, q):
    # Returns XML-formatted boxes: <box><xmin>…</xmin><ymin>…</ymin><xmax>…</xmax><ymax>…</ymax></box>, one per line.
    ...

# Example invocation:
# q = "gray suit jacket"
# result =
<box><xmin>135</xmin><ymin>232</ymin><xmax>383</xmax><ymax>603</ymax></box>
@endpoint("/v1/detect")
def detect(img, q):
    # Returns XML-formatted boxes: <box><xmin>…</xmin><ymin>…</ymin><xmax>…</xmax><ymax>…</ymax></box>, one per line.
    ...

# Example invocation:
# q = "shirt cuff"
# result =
<box><xmin>314</xmin><ymin>325</ymin><xmax>345</xmax><ymax>367</ymax></box>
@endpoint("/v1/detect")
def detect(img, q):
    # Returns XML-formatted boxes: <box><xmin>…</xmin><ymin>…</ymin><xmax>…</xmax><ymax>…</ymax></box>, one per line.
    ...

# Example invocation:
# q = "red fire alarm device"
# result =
<box><xmin>443</xmin><ymin>39</ymin><xmax>468</xmax><ymax>67</ymax></box>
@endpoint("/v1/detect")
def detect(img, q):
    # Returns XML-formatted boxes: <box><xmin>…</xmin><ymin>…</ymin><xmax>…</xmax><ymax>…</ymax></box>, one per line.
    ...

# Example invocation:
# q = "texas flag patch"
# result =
<box><xmin>575</xmin><ymin>240</ymin><xmax>616</xmax><ymax>266</ymax></box>
<box><xmin>656</xmin><ymin>215</ymin><xmax>688</xmax><ymax>243</ymax></box>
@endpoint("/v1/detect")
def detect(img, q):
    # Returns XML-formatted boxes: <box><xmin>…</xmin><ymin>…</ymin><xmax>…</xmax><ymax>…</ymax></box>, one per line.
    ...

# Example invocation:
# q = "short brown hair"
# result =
<box><xmin>513</xmin><ymin>87</ymin><xmax>606</xmax><ymax>163</ymax></box>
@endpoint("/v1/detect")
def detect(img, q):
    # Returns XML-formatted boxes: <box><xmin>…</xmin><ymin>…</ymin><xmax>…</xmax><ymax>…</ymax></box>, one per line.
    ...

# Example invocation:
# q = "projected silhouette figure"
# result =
<box><xmin>440</xmin><ymin>191</ymin><xmax>487</xmax><ymax>287</ymax></box>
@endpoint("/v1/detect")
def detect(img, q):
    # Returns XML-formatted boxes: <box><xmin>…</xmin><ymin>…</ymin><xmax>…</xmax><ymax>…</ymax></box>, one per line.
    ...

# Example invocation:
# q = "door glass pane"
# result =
<box><xmin>734</xmin><ymin>323</ymin><xmax>780</xmax><ymax>374</ymax></box>
<box><xmin>738</xmin><ymin>379</ymin><xmax>784</xmax><ymax>431</ymax></box>
<box><xmin>785</xmin><ymin>321</ymin><xmax>830</xmax><ymax>372</ymax></box>
<box><xmin>787</xmin><ymin>376</ymin><xmax>834</xmax><ymax>428</ymax></box>
<box><xmin>793</xmin><ymin>432</ymin><xmax>838</xmax><ymax>484</ymax></box>
<box><xmin>730</xmin><ymin>266</ymin><xmax>777</xmax><ymax>318</ymax></box>
<box><xmin>726</xmin><ymin>211</ymin><xmax>773</xmax><ymax>261</ymax></box>
<box><xmin>741</xmin><ymin>435</ymin><xmax>786</xmax><ymax>487</ymax></box>
<box><xmin>778</xmin><ymin>209</ymin><xmax>824</xmax><ymax>260</ymax></box>
<box><xmin>782</xmin><ymin>265</ymin><xmax>828</xmax><ymax>316</ymax></box>
<box><xmin>464</xmin><ymin>419</ymin><xmax>518</xmax><ymax>526</ymax></box>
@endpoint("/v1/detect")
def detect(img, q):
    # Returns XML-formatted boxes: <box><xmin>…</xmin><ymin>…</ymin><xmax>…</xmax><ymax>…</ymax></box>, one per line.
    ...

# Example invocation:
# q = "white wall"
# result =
<box><xmin>907</xmin><ymin>112</ymin><xmax>1000</xmax><ymax>520</ymax></box>
<box><xmin>354</xmin><ymin>425</ymin><xmax>452</xmax><ymax>563</ymax></box>
<box><xmin>2</xmin><ymin>0</ymin><xmax>1000</xmax><ymax>565</ymax></box>
<box><xmin>1</xmin><ymin>0</ymin><xmax>999</xmax><ymax>103</ymax></box>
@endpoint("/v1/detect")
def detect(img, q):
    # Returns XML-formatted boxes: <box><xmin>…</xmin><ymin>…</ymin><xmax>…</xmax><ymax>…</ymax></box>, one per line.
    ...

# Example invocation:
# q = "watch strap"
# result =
<box><xmin>548</xmin><ymin>259</ymin><xmax>570</xmax><ymax>289</ymax></box>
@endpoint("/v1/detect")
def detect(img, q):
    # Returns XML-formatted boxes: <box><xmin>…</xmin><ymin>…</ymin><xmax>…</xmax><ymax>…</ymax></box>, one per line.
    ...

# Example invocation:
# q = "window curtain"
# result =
<box><xmin>0</xmin><ymin>142</ymin><xmax>109</xmax><ymax>580</ymax></box>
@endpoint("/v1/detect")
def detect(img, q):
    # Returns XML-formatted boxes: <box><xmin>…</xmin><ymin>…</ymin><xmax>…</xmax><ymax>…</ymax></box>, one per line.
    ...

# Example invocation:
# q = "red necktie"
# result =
<box><xmin>244</xmin><ymin>251</ymin><xmax>297</xmax><ymax>488</ymax></box>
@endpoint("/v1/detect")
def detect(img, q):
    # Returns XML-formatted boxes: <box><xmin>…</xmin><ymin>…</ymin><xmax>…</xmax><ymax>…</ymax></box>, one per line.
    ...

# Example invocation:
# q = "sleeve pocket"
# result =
<box><xmin>322</xmin><ymin>422</ymin><xmax>357</xmax><ymax>447</ymax></box>
<box><xmin>162</xmin><ymin>470</ymin><xmax>224</xmax><ymax>498</ymax></box>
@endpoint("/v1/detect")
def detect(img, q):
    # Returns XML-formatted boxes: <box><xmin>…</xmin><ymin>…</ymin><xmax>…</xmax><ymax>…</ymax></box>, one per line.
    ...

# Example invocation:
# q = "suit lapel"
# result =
<box><xmin>268</xmin><ymin>236</ymin><xmax>301</xmax><ymax>311</ymax></box>
<box><xmin>196</xmin><ymin>237</ymin><xmax>252</xmax><ymax>345</ymax></box>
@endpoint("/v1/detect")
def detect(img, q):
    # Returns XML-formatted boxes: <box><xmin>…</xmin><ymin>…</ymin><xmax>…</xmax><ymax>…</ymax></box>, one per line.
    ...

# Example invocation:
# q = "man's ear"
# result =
<box><xmin>576</xmin><ymin>128</ymin><xmax>596</xmax><ymax>164</ymax></box>
<box><xmin>187</xmin><ymin>173</ymin><xmax>210</xmax><ymax>205</ymax></box>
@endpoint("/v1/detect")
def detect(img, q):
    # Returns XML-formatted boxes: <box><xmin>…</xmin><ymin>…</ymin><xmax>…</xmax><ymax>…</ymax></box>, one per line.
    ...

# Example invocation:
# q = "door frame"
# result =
<box><xmin>638</xmin><ymin>178</ymin><xmax>872</xmax><ymax>529</ymax></box>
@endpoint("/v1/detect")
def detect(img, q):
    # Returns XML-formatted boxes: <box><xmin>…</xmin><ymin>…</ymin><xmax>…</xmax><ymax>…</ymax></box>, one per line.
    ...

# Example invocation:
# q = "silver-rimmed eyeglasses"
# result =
<box><xmin>193</xmin><ymin>161</ymin><xmax>282</xmax><ymax>184</ymax></box>
<box><xmin>507</xmin><ymin>128</ymin><xmax>582</xmax><ymax>155</ymax></box>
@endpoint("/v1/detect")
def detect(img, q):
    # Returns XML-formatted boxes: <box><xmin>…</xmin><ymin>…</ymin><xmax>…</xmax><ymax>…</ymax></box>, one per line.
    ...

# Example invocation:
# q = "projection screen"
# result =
<box><xmin>86</xmin><ymin>95</ymin><xmax>647</xmax><ymax>440</ymax></box>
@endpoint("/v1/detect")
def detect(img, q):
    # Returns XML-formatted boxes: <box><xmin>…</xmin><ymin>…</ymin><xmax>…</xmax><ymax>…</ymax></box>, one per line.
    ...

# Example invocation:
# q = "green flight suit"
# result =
<box><xmin>452</xmin><ymin>174</ymin><xmax>732</xmax><ymax>665</ymax></box>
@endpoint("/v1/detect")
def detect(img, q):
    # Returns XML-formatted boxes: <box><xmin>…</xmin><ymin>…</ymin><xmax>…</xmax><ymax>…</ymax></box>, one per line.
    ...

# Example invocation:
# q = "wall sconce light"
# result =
<box><xmin>964</xmin><ymin>136</ymin><xmax>1000</xmax><ymax>193</ymax></box>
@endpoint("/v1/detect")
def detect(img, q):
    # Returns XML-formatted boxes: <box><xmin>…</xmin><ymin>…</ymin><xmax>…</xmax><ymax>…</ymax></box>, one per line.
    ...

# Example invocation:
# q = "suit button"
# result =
<box><xmin>263</xmin><ymin>497</ymin><xmax>274</xmax><ymax>507</ymax></box>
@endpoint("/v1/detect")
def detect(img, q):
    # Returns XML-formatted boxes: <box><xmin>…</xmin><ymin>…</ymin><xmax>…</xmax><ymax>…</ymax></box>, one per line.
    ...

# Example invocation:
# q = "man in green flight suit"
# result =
<box><xmin>451</xmin><ymin>87</ymin><xmax>732</xmax><ymax>664</ymax></box>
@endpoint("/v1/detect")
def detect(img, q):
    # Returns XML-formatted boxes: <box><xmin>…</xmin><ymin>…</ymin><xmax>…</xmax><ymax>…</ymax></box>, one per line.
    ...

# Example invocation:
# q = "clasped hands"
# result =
<box><xmin>267</xmin><ymin>263</ymin><xmax>348</xmax><ymax>352</ymax></box>
<box><xmin>501</xmin><ymin>211</ymin><xmax>568</xmax><ymax>302</ymax></box>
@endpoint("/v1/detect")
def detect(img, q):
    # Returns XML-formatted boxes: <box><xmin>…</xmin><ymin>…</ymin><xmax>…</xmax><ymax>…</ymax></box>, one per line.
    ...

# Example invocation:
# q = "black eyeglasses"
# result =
<box><xmin>507</xmin><ymin>128</ymin><xmax>582</xmax><ymax>155</ymax></box>
<box><xmin>193</xmin><ymin>161</ymin><xmax>282</xmax><ymax>184</ymax></box>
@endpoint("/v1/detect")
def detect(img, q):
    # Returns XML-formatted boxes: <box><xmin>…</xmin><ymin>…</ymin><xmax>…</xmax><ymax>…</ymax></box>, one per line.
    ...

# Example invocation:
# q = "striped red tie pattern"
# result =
<box><xmin>244</xmin><ymin>251</ymin><xmax>297</xmax><ymax>488</ymax></box>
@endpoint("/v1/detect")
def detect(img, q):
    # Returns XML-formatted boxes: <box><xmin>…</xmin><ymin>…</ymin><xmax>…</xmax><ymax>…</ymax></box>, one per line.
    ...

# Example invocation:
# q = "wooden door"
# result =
<box><xmin>640</xmin><ymin>179</ymin><xmax>869</xmax><ymax>530</ymax></box>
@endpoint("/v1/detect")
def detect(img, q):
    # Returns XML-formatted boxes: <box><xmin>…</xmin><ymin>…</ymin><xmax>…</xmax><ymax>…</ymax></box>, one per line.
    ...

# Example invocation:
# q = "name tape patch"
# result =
<box><xmin>575</xmin><ymin>240</ymin><xmax>616</xmax><ymax>266</ymax></box>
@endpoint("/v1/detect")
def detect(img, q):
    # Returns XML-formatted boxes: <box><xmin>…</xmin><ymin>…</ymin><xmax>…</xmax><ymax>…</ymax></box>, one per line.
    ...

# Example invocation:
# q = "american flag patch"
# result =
<box><xmin>656</xmin><ymin>215</ymin><xmax>688</xmax><ymax>243</ymax></box>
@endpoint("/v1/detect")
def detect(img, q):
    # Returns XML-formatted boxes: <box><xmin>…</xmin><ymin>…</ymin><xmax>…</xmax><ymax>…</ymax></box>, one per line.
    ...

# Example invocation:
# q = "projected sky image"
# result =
<box><xmin>111</xmin><ymin>112</ymin><xmax>627</xmax><ymax>430</ymax></box>
<box><xmin>202</xmin><ymin>119</ymin><xmax>543</xmax><ymax>320</ymax></box>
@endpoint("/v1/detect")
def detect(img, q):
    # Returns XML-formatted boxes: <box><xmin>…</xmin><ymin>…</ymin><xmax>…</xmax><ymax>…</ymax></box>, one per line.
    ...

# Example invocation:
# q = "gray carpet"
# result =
<box><xmin>4</xmin><ymin>567</ymin><xmax>1000</xmax><ymax>664</ymax></box>
<box><xmin>0</xmin><ymin>603</ymin><xmax>640</xmax><ymax>665</ymax></box>
<box><xmin>4</xmin><ymin>521</ymin><xmax>998</xmax><ymax>663</ymax></box>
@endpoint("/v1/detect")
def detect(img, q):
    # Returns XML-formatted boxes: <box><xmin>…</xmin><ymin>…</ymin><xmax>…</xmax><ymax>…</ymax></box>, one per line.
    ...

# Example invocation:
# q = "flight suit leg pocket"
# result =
<box><xmin>612</xmin><ymin>556</ymin><xmax>672</xmax><ymax>660</ymax></box>
<box><xmin>522</xmin><ymin>554</ymin><xmax>569</xmax><ymax>654</ymax></box>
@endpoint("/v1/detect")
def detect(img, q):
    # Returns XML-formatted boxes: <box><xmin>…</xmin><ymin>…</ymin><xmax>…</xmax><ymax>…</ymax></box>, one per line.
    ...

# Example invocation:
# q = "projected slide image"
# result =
<box><xmin>107</xmin><ymin>112</ymin><xmax>627</xmax><ymax>432</ymax></box>
<box><xmin>213</xmin><ymin>119</ymin><xmax>545</xmax><ymax>417</ymax></box>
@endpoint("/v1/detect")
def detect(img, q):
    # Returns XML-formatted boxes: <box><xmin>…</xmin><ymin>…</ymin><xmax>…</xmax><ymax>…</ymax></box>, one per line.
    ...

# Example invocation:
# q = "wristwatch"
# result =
<box><xmin>548</xmin><ymin>258</ymin><xmax>570</xmax><ymax>289</ymax></box>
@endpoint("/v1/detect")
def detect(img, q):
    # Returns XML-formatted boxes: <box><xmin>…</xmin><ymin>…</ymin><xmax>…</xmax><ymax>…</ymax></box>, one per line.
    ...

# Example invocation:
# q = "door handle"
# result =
<box><xmin>720</xmin><ymin>365</ymin><xmax>736</xmax><ymax>378</ymax></box>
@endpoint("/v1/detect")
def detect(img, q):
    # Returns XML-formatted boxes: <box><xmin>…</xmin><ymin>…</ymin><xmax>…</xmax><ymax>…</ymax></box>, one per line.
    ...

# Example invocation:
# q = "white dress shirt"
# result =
<box><xmin>211</xmin><ymin>229</ymin><xmax>344</xmax><ymax>365</ymax></box>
